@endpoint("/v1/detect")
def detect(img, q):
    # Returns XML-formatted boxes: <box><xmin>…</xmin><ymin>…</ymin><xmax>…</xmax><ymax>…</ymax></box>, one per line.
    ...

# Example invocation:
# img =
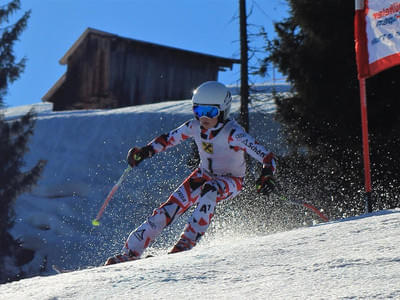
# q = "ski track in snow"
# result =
<box><xmin>1</xmin><ymin>210</ymin><xmax>400</xmax><ymax>299</ymax></box>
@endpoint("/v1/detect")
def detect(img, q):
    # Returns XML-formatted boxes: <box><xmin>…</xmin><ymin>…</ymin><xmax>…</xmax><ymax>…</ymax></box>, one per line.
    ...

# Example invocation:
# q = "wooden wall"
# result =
<box><xmin>50</xmin><ymin>32</ymin><xmax>227</xmax><ymax>110</ymax></box>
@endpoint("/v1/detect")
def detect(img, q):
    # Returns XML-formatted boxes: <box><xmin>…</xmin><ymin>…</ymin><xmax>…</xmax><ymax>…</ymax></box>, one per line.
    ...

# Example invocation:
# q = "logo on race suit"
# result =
<box><xmin>134</xmin><ymin>229</ymin><xmax>145</xmax><ymax>241</ymax></box>
<box><xmin>202</xmin><ymin>142</ymin><xmax>214</xmax><ymax>154</ymax></box>
<box><xmin>241</xmin><ymin>138</ymin><xmax>267</xmax><ymax>158</ymax></box>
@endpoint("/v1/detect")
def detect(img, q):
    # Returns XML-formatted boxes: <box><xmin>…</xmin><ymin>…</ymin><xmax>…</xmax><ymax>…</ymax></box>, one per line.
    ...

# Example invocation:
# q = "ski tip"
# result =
<box><xmin>92</xmin><ymin>219</ymin><xmax>100</xmax><ymax>226</ymax></box>
<box><xmin>52</xmin><ymin>264</ymin><xmax>71</xmax><ymax>274</ymax></box>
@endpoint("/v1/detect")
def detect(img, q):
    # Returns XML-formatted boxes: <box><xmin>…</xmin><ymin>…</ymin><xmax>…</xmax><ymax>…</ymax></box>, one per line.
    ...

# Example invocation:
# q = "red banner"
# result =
<box><xmin>355</xmin><ymin>0</ymin><xmax>400</xmax><ymax>78</ymax></box>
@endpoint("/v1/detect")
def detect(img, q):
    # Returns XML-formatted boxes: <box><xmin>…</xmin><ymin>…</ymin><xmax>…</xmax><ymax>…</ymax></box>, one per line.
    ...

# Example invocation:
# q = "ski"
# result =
<box><xmin>52</xmin><ymin>264</ymin><xmax>74</xmax><ymax>274</ymax></box>
<box><xmin>279</xmin><ymin>195</ymin><xmax>329</xmax><ymax>222</ymax></box>
<box><xmin>288</xmin><ymin>199</ymin><xmax>330</xmax><ymax>222</ymax></box>
<box><xmin>52</xmin><ymin>255</ymin><xmax>155</xmax><ymax>274</ymax></box>
<box><xmin>52</xmin><ymin>264</ymin><xmax>96</xmax><ymax>274</ymax></box>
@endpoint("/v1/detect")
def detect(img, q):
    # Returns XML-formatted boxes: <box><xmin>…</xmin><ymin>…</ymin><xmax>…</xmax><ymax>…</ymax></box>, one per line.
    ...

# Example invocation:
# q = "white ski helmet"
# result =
<box><xmin>192</xmin><ymin>81</ymin><xmax>232</xmax><ymax>121</ymax></box>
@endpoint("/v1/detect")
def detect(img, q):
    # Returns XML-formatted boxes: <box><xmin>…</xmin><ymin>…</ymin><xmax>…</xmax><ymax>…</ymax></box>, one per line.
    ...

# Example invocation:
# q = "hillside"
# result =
<box><xmin>2</xmin><ymin>94</ymin><xmax>285</xmax><ymax>278</ymax></box>
<box><xmin>0</xmin><ymin>209</ymin><xmax>399</xmax><ymax>299</ymax></box>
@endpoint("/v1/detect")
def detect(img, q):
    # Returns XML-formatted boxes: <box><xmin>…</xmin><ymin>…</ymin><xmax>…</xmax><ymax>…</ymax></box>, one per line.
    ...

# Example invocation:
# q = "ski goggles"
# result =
<box><xmin>193</xmin><ymin>105</ymin><xmax>220</xmax><ymax>118</ymax></box>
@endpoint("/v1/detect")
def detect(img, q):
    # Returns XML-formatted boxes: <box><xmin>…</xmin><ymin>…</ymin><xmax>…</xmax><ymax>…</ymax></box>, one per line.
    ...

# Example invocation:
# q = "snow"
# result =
<box><xmin>1</xmin><ymin>102</ymin><xmax>54</xmax><ymax>121</ymax></box>
<box><xmin>1</xmin><ymin>210</ymin><xmax>400</xmax><ymax>299</ymax></box>
<box><xmin>2</xmin><ymin>94</ymin><xmax>283</xmax><ymax>275</ymax></box>
<box><xmin>1</xmin><ymin>92</ymin><xmax>399</xmax><ymax>298</ymax></box>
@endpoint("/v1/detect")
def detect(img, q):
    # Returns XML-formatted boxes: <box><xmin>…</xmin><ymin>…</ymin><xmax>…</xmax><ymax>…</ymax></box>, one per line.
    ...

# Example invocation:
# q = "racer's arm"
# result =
<box><xmin>228</xmin><ymin>126</ymin><xmax>277</xmax><ymax>195</ymax></box>
<box><xmin>228</xmin><ymin>126</ymin><xmax>276</xmax><ymax>173</ymax></box>
<box><xmin>127</xmin><ymin>120</ymin><xmax>194</xmax><ymax>167</ymax></box>
<box><xmin>148</xmin><ymin>120</ymin><xmax>194</xmax><ymax>154</ymax></box>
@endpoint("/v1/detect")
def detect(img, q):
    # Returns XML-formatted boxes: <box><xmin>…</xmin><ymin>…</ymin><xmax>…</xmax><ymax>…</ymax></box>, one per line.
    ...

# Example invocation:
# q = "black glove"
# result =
<box><xmin>255</xmin><ymin>166</ymin><xmax>276</xmax><ymax>196</ymax></box>
<box><xmin>127</xmin><ymin>145</ymin><xmax>154</xmax><ymax>167</ymax></box>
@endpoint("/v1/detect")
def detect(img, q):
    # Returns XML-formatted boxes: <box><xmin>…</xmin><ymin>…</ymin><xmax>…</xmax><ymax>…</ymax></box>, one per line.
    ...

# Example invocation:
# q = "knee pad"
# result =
<box><xmin>148</xmin><ymin>207</ymin><xmax>169</xmax><ymax>229</ymax></box>
<box><xmin>200</xmin><ymin>182</ymin><xmax>218</xmax><ymax>197</ymax></box>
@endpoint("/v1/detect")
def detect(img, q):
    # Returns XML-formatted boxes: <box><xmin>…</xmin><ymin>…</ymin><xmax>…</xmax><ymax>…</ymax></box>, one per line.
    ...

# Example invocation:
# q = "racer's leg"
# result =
<box><xmin>123</xmin><ymin>169</ymin><xmax>205</xmax><ymax>257</ymax></box>
<box><xmin>170</xmin><ymin>175</ymin><xmax>243</xmax><ymax>253</ymax></box>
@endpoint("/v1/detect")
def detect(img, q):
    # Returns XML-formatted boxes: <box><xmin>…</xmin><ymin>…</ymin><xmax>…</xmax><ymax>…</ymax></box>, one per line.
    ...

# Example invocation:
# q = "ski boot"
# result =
<box><xmin>169</xmin><ymin>239</ymin><xmax>193</xmax><ymax>254</ymax></box>
<box><xmin>104</xmin><ymin>250</ymin><xmax>139</xmax><ymax>266</ymax></box>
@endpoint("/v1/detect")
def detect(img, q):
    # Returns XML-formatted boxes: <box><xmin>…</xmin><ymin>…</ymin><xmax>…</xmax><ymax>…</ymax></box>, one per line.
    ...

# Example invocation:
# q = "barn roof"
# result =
<box><xmin>59</xmin><ymin>27</ymin><xmax>240</xmax><ymax>68</ymax></box>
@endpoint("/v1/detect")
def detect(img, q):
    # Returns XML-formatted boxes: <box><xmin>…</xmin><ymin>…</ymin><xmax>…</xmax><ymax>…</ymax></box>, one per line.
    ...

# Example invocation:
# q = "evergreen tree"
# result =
<box><xmin>0</xmin><ymin>0</ymin><xmax>46</xmax><ymax>283</ymax></box>
<box><xmin>259</xmin><ymin>0</ymin><xmax>400</xmax><ymax>215</ymax></box>
<box><xmin>0</xmin><ymin>0</ymin><xmax>30</xmax><ymax>105</ymax></box>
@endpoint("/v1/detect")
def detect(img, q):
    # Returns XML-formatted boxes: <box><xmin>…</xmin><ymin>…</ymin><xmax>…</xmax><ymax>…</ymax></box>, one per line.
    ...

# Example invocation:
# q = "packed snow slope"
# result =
<box><xmin>1</xmin><ymin>209</ymin><xmax>399</xmax><ymax>299</ymax></box>
<box><xmin>2</xmin><ymin>94</ymin><xmax>285</xmax><ymax>277</ymax></box>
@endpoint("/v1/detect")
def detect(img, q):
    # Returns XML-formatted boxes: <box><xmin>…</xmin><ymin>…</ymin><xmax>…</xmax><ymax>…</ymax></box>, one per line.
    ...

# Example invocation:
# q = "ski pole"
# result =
<box><xmin>279</xmin><ymin>194</ymin><xmax>329</xmax><ymax>222</ymax></box>
<box><xmin>92</xmin><ymin>166</ymin><xmax>132</xmax><ymax>226</ymax></box>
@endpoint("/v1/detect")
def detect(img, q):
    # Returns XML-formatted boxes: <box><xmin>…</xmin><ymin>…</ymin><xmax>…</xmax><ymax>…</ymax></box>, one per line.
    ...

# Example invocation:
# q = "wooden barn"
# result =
<box><xmin>42</xmin><ymin>28</ymin><xmax>240</xmax><ymax>110</ymax></box>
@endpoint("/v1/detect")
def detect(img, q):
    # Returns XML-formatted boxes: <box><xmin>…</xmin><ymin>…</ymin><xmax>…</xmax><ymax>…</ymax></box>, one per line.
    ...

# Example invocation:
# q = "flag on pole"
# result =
<box><xmin>354</xmin><ymin>0</ymin><xmax>400</xmax><ymax>212</ymax></box>
<box><xmin>355</xmin><ymin>0</ymin><xmax>400</xmax><ymax>78</ymax></box>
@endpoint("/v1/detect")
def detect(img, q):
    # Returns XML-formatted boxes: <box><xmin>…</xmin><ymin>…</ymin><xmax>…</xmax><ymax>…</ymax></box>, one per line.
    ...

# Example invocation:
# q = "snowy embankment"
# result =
<box><xmin>2</xmin><ymin>91</ymin><xmax>400</xmax><ymax>298</ymax></box>
<box><xmin>2</xmin><ymin>94</ymin><xmax>284</xmax><ymax>277</ymax></box>
<box><xmin>1</xmin><ymin>209</ymin><xmax>399</xmax><ymax>299</ymax></box>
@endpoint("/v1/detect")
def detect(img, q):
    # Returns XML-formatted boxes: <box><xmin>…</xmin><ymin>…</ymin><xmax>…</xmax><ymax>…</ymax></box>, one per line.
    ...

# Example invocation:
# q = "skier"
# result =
<box><xmin>105</xmin><ymin>81</ymin><xmax>277</xmax><ymax>265</ymax></box>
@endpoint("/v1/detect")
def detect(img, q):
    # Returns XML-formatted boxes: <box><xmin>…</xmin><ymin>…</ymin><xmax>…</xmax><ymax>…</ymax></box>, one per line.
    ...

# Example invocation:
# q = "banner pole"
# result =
<box><xmin>359</xmin><ymin>77</ymin><xmax>372</xmax><ymax>213</ymax></box>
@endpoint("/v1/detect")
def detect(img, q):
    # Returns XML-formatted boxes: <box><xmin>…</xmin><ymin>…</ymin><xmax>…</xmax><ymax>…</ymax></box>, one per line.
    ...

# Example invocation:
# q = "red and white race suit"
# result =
<box><xmin>124</xmin><ymin>118</ymin><xmax>276</xmax><ymax>257</ymax></box>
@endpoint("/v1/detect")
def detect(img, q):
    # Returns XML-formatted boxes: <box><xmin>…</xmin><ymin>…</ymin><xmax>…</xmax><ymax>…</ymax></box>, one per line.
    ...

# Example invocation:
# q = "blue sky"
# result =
<box><xmin>5</xmin><ymin>0</ymin><xmax>288</xmax><ymax>107</ymax></box>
